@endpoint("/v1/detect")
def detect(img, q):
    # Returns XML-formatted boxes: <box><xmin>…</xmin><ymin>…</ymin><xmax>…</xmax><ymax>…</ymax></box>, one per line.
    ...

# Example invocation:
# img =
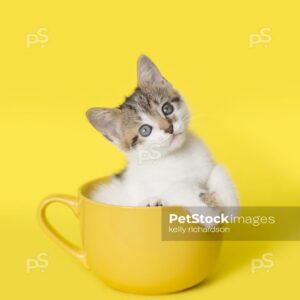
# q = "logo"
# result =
<box><xmin>138</xmin><ymin>144</ymin><xmax>161</xmax><ymax>164</ymax></box>
<box><xmin>249</xmin><ymin>28</ymin><xmax>272</xmax><ymax>48</ymax></box>
<box><xmin>251</xmin><ymin>252</ymin><xmax>274</xmax><ymax>273</ymax></box>
<box><xmin>26</xmin><ymin>27</ymin><xmax>49</xmax><ymax>48</ymax></box>
<box><xmin>26</xmin><ymin>252</ymin><xmax>49</xmax><ymax>273</ymax></box>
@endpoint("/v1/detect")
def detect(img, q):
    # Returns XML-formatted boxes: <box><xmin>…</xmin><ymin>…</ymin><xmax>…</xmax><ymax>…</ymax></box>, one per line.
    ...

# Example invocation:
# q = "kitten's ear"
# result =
<box><xmin>137</xmin><ymin>55</ymin><xmax>172</xmax><ymax>90</ymax></box>
<box><xmin>86</xmin><ymin>108</ymin><xmax>122</xmax><ymax>143</ymax></box>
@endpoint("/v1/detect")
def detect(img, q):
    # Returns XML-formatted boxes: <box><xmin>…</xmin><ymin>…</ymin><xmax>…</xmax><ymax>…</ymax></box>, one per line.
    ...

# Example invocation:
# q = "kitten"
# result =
<box><xmin>86</xmin><ymin>55</ymin><xmax>238</xmax><ymax>214</ymax></box>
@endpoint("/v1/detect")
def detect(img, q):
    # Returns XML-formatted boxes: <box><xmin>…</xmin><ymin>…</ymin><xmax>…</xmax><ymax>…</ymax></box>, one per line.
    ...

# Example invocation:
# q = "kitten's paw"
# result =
<box><xmin>199</xmin><ymin>192</ymin><xmax>218</xmax><ymax>207</ymax></box>
<box><xmin>146</xmin><ymin>199</ymin><xmax>163</xmax><ymax>207</ymax></box>
<box><xmin>199</xmin><ymin>192</ymin><xmax>238</xmax><ymax>217</ymax></box>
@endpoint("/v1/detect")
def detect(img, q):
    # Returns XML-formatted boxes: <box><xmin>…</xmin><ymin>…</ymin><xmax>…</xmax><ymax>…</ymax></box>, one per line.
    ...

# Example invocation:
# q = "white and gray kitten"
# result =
<box><xmin>86</xmin><ymin>55</ymin><xmax>238</xmax><ymax>212</ymax></box>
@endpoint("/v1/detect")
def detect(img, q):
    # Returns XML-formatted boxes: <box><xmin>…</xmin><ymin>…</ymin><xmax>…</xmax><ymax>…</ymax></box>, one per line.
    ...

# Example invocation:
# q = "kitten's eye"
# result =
<box><xmin>162</xmin><ymin>102</ymin><xmax>174</xmax><ymax>115</ymax></box>
<box><xmin>139</xmin><ymin>124</ymin><xmax>152</xmax><ymax>137</ymax></box>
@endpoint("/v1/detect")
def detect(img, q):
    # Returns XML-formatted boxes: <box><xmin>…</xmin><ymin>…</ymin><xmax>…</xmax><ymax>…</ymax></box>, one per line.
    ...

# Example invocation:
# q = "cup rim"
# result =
<box><xmin>78</xmin><ymin>177</ymin><xmax>163</xmax><ymax>210</ymax></box>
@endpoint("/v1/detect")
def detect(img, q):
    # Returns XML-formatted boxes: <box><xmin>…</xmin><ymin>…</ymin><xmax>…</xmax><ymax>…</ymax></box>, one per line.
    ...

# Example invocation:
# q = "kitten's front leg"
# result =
<box><xmin>161</xmin><ymin>183</ymin><xmax>219</xmax><ymax>227</ymax></box>
<box><xmin>206</xmin><ymin>164</ymin><xmax>239</xmax><ymax>214</ymax></box>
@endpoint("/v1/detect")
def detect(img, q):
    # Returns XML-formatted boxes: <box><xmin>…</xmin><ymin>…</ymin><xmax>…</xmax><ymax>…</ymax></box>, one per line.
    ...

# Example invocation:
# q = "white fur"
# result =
<box><xmin>90</xmin><ymin>132</ymin><xmax>239</xmax><ymax>210</ymax></box>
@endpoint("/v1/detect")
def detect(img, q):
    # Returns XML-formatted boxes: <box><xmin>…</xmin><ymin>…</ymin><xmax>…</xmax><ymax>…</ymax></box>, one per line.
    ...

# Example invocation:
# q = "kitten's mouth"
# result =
<box><xmin>170</xmin><ymin>132</ymin><xmax>183</xmax><ymax>144</ymax></box>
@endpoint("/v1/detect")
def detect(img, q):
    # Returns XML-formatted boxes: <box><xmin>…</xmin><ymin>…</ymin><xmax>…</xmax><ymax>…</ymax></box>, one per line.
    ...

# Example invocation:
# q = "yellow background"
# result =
<box><xmin>1</xmin><ymin>0</ymin><xmax>299</xmax><ymax>299</ymax></box>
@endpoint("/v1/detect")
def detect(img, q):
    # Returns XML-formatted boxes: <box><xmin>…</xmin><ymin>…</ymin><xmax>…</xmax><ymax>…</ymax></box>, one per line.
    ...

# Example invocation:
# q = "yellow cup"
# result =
<box><xmin>38</xmin><ymin>178</ymin><xmax>221</xmax><ymax>294</ymax></box>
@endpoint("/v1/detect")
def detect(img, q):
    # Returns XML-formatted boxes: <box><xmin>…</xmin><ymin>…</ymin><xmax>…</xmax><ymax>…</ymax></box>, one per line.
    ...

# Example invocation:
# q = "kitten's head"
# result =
<box><xmin>86</xmin><ymin>55</ymin><xmax>190</xmax><ymax>161</ymax></box>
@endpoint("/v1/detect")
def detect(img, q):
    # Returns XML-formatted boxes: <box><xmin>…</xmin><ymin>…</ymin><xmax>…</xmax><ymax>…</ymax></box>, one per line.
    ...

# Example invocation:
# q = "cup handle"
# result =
<box><xmin>37</xmin><ymin>194</ymin><xmax>88</xmax><ymax>268</ymax></box>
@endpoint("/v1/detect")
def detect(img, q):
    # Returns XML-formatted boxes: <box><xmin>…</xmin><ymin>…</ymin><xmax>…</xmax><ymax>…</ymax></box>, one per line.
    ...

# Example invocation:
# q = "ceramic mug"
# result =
<box><xmin>38</xmin><ymin>178</ymin><xmax>221</xmax><ymax>294</ymax></box>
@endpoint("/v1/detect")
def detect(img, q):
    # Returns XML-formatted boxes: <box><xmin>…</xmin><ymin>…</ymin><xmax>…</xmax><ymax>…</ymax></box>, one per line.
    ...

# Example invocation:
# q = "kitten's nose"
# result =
<box><xmin>165</xmin><ymin>124</ymin><xmax>174</xmax><ymax>134</ymax></box>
